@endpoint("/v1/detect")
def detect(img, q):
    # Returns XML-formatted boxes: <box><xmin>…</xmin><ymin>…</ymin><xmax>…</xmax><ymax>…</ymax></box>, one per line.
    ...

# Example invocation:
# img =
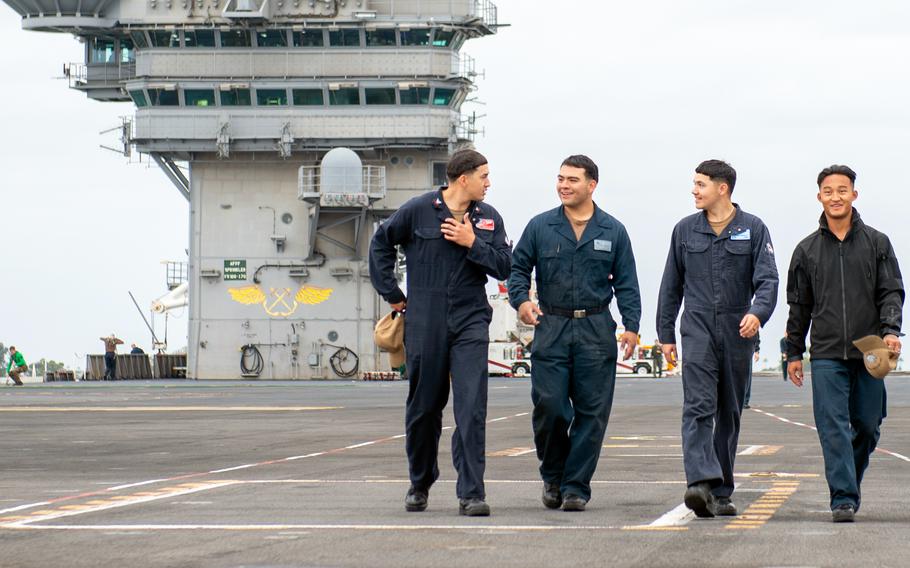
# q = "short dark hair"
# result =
<box><xmin>695</xmin><ymin>160</ymin><xmax>736</xmax><ymax>194</ymax></box>
<box><xmin>446</xmin><ymin>149</ymin><xmax>488</xmax><ymax>182</ymax></box>
<box><xmin>560</xmin><ymin>155</ymin><xmax>599</xmax><ymax>182</ymax></box>
<box><xmin>9</xmin><ymin>346</ymin><xmax>15</xmax><ymax>350</ymax></box>
<box><xmin>817</xmin><ymin>164</ymin><xmax>856</xmax><ymax>187</ymax></box>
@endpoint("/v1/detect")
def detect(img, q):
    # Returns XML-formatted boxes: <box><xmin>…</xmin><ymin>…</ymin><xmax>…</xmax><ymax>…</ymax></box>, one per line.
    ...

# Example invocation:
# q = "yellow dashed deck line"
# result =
<box><xmin>725</xmin><ymin>481</ymin><xmax>801</xmax><ymax>531</ymax></box>
<box><xmin>486</xmin><ymin>447</ymin><xmax>534</xmax><ymax>457</ymax></box>
<box><xmin>726</xmin><ymin>525</ymin><xmax>761</xmax><ymax>530</ymax></box>
<box><xmin>738</xmin><ymin>472</ymin><xmax>818</xmax><ymax>479</ymax></box>
<box><xmin>2</xmin><ymin>481</ymin><xmax>238</xmax><ymax>528</ymax></box>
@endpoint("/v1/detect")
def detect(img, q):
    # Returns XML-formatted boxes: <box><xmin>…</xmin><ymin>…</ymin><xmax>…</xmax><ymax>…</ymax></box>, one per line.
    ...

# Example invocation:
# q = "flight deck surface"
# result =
<box><xmin>1</xmin><ymin>375</ymin><xmax>907</xmax><ymax>567</ymax></box>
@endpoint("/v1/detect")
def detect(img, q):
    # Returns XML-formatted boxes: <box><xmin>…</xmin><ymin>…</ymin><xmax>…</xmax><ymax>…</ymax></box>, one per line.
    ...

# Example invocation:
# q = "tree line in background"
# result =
<box><xmin>0</xmin><ymin>342</ymin><xmax>67</xmax><ymax>377</ymax></box>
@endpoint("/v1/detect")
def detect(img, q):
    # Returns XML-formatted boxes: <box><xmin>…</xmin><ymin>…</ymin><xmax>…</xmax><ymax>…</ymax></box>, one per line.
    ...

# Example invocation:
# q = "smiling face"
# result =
<box><xmin>691</xmin><ymin>173</ymin><xmax>729</xmax><ymax>211</ymax></box>
<box><xmin>557</xmin><ymin>165</ymin><xmax>597</xmax><ymax>208</ymax></box>
<box><xmin>458</xmin><ymin>163</ymin><xmax>490</xmax><ymax>202</ymax></box>
<box><xmin>817</xmin><ymin>174</ymin><xmax>857</xmax><ymax>220</ymax></box>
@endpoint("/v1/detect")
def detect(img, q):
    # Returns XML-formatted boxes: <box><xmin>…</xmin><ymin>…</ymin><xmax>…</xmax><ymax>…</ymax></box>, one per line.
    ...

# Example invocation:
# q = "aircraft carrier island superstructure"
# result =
<box><xmin>2</xmin><ymin>0</ymin><xmax>498</xmax><ymax>378</ymax></box>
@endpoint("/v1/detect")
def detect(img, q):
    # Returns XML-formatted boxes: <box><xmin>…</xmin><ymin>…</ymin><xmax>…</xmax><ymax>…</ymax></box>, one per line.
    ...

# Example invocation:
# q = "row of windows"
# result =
<box><xmin>89</xmin><ymin>37</ymin><xmax>135</xmax><ymax>64</ymax></box>
<box><xmin>129</xmin><ymin>85</ymin><xmax>460</xmax><ymax>108</ymax></box>
<box><xmin>127</xmin><ymin>27</ymin><xmax>462</xmax><ymax>50</ymax></box>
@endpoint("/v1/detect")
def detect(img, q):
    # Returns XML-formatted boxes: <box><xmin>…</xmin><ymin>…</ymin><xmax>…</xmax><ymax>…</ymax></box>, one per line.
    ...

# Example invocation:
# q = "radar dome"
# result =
<box><xmin>320</xmin><ymin>148</ymin><xmax>363</xmax><ymax>194</ymax></box>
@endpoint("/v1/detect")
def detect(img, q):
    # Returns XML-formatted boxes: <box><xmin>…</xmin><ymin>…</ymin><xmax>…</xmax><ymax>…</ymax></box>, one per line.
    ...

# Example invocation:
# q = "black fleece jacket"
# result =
<box><xmin>785</xmin><ymin>209</ymin><xmax>904</xmax><ymax>361</ymax></box>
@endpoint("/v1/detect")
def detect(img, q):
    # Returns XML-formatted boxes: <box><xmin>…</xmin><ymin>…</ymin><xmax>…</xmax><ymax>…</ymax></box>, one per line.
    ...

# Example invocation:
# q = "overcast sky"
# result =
<box><xmin>2</xmin><ymin>0</ymin><xmax>909</xmax><ymax>370</ymax></box>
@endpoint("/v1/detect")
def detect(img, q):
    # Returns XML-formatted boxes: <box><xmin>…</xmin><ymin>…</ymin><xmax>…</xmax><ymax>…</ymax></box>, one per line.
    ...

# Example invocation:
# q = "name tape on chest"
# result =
<box><xmin>476</xmin><ymin>218</ymin><xmax>495</xmax><ymax>231</ymax></box>
<box><xmin>594</xmin><ymin>239</ymin><xmax>613</xmax><ymax>252</ymax></box>
<box><xmin>730</xmin><ymin>228</ymin><xmax>751</xmax><ymax>241</ymax></box>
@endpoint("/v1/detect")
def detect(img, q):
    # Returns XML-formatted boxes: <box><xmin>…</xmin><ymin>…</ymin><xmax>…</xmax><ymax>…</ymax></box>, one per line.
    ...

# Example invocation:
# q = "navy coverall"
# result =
<box><xmin>369</xmin><ymin>188</ymin><xmax>512</xmax><ymax>500</ymax></box>
<box><xmin>657</xmin><ymin>205</ymin><xmax>778</xmax><ymax>498</ymax></box>
<box><xmin>508</xmin><ymin>205</ymin><xmax>641</xmax><ymax>501</ymax></box>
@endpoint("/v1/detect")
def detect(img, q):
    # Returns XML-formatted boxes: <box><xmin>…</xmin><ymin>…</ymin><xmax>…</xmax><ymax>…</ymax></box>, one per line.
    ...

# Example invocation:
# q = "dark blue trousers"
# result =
<box><xmin>810</xmin><ymin>359</ymin><xmax>887</xmax><ymax>511</ymax></box>
<box><xmin>680</xmin><ymin>309</ymin><xmax>754</xmax><ymax>498</ymax></box>
<box><xmin>529</xmin><ymin>312</ymin><xmax>618</xmax><ymax>501</ymax></box>
<box><xmin>403</xmin><ymin>292</ymin><xmax>490</xmax><ymax>500</ymax></box>
<box><xmin>104</xmin><ymin>352</ymin><xmax>117</xmax><ymax>380</ymax></box>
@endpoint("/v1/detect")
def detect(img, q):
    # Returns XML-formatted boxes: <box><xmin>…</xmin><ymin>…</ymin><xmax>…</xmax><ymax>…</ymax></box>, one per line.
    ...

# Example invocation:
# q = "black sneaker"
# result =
<box><xmin>459</xmin><ymin>498</ymin><xmax>491</xmax><ymax>517</ymax></box>
<box><xmin>542</xmin><ymin>482</ymin><xmax>562</xmax><ymax>509</ymax></box>
<box><xmin>832</xmin><ymin>504</ymin><xmax>855</xmax><ymax>523</ymax></box>
<box><xmin>684</xmin><ymin>482</ymin><xmax>716</xmax><ymax>518</ymax></box>
<box><xmin>405</xmin><ymin>487</ymin><xmax>428</xmax><ymax>512</ymax></box>
<box><xmin>715</xmin><ymin>496</ymin><xmax>737</xmax><ymax>516</ymax></box>
<box><xmin>562</xmin><ymin>494</ymin><xmax>587</xmax><ymax>512</ymax></box>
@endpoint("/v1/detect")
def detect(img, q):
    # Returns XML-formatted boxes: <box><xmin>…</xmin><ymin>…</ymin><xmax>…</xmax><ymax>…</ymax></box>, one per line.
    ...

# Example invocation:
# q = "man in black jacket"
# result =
<box><xmin>785</xmin><ymin>164</ymin><xmax>904</xmax><ymax>523</ymax></box>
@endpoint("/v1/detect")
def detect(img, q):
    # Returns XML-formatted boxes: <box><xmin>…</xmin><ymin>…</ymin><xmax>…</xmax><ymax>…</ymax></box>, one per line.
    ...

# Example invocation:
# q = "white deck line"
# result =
<box><xmin>645</xmin><ymin>503</ymin><xmax>694</xmax><ymax>527</ymax></box>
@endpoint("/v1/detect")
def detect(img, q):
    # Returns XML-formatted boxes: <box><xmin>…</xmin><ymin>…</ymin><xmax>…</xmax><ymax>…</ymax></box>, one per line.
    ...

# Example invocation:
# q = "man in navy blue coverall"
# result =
<box><xmin>508</xmin><ymin>155</ymin><xmax>641</xmax><ymax>512</ymax></box>
<box><xmin>369</xmin><ymin>149</ymin><xmax>512</xmax><ymax>516</ymax></box>
<box><xmin>657</xmin><ymin>160</ymin><xmax>778</xmax><ymax>518</ymax></box>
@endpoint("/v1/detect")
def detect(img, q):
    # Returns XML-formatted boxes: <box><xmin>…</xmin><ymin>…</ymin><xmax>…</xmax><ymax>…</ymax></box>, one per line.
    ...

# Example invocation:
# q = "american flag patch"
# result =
<box><xmin>476</xmin><ymin>218</ymin><xmax>495</xmax><ymax>231</ymax></box>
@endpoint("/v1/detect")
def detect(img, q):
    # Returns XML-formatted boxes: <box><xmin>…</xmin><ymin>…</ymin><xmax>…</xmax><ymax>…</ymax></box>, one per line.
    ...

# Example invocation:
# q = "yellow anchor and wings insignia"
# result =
<box><xmin>228</xmin><ymin>285</ymin><xmax>334</xmax><ymax>317</ymax></box>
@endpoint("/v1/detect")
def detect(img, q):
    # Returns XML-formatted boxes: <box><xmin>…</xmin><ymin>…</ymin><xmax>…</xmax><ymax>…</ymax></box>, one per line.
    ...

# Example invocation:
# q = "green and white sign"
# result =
<box><xmin>224</xmin><ymin>259</ymin><xmax>247</xmax><ymax>281</ymax></box>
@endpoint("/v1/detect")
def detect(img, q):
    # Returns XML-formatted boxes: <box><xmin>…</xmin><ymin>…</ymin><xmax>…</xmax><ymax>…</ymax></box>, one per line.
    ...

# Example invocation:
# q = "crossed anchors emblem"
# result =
<box><xmin>228</xmin><ymin>285</ymin><xmax>334</xmax><ymax>317</ymax></box>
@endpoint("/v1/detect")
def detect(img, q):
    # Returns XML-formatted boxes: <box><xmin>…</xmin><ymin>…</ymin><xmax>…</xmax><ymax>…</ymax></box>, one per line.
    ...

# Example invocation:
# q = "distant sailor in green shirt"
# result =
<box><xmin>7</xmin><ymin>346</ymin><xmax>27</xmax><ymax>386</ymax></box>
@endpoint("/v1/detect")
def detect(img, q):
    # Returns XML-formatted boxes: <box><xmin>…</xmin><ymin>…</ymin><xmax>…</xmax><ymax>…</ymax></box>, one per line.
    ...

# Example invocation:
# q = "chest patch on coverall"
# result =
<box><xmin>594</xmin><ymin>239</ymin><xmax>612</xmax><ymax>252</ymax></box>
<box><xmin>476</xmin><ymin>218</ymin><xmax>495</xmax><ymax>231</ymax></box>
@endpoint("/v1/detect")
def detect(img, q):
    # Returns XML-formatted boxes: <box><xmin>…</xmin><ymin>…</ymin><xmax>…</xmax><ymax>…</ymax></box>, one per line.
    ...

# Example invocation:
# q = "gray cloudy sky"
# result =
<box><xmin>2</xmin><ymin>0</ymin><xmax>909</xmax><ymax>368</ymax></box>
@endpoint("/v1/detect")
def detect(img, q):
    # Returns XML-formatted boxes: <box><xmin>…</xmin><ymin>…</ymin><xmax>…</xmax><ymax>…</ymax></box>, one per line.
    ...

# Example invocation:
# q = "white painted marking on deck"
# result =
<box><xmin>645</xmin><ymin>503</ymin><xmax>694</xmax><ymax>527</ymax></box>
<box><xmin>875</xmin><ymin>448</ymin><xmax>910</xmax><ymax>462</ymax></box>
<box><xmin>109</xmin><ymin>479</ymin><xmax>173</xmax><ymax>491</ymax></box>
<box><xmin>610</xmin><ymin>454</ymin><xmax>682</xmax><ymax>458</ymax></box>
<box><xmin>6</xmin><ymin>482</ymin><xmax>236</xmax><ymax>527</ymax></box>
<box><xmin>208</xmin><ymin>464</ymin><xmax>257</xmax><ymax>474</ymax></box>
<box><xmin>0</xmin><ymin>411</ymin><xmax>526</xmax><ymax>519</ymax></box>
<box><xmin>11</xmin><ymin>523</ymin><xmax>623</xmax><ymax>532</ymax></box>
<box><xmin>237</xmin><ymin>479</ymin><xmax>686</xmax><ymax>485</ymax></box>
<box><xmin>751</xmin><ymin>408</ymin><xmax>909</xmax><ymax>463</ymax></box>
<box><xmin>0</xmin><ymin>502</ymin><xmax>51</xmax><ymax>516</ymax></box>
<box><xmin>283</xmin><ymin>452</ymin><xmax>326</xmax><ymax>461</ymax></box>
<box><xmin>0</xmin><ymin>406</ymin><xmax>341</xmax><ymax>412</ymax></box>
<box><xmin>739</xmin><ymin>445</ymin><xmax>764</xmax><ymax>456</ymax></box>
